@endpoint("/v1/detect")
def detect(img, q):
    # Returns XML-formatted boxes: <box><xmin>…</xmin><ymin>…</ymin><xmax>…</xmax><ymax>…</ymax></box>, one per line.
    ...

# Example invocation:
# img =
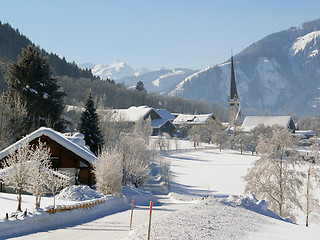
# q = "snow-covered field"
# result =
<box><xmin>1</xmin><ymin>141</ymin><xmax>320</xmax><ymax>239</ymax></box>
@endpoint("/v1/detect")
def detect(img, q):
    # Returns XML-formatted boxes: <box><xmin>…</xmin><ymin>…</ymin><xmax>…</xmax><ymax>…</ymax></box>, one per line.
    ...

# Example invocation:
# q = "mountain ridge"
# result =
<box><xmin>168</xmin><ymin>18</ymin><xmax>320</xmax><ymax>116</ymax></box>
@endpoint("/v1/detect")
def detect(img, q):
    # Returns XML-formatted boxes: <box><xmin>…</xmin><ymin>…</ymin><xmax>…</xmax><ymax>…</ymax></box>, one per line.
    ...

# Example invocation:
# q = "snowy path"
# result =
<box><xmin>12</xmin><ymin>194</ymin><xmax>193</xmax><ymax>240</ymax></box>
<box><xmin>6</xmin><ymin>147</ymin><xmax>320</xmax><ymax>239</ymax></box>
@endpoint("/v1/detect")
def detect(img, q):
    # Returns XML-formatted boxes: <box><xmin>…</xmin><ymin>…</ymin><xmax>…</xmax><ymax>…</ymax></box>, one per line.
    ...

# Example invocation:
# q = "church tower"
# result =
<box><xmin>228</xmin><ymin>54</ymin><xmax>241</xmax><ymax>126</ymax></box>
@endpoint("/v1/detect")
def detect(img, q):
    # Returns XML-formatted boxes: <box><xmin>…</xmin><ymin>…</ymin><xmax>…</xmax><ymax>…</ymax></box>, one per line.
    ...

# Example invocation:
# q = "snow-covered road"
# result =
<box><xmin>12</xmin><ymin>194</ymin><xmax>193</xmax><ymax>240</ymax></box>
<box><xmin>6</xmin><ymin>147</ymin><xmax>320</xmax><ymax>239</ymax></box>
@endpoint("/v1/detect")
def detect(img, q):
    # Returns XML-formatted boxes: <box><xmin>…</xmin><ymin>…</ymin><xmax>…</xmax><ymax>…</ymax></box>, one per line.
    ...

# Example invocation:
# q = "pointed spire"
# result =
<box><xmin>229</xmin><ymin>53</ymin><xmax>238</xmax><ymax>100</ymax></box>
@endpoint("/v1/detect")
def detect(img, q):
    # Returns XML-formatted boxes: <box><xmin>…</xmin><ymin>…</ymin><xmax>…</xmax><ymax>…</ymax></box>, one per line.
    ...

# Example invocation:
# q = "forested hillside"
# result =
<box><xmin>0</xmin><ymin>21</ymin><xmax>97</xmax><ymax>80</ymax></box>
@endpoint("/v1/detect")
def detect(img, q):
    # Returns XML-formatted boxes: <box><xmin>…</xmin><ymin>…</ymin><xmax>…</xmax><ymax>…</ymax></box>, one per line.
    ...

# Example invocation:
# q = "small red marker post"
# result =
<box><xmin>147</xmin><ymin>201</ymin><xmax>153</xmax><ymax>240</ymax></box>
<box><xmin>130</xmin><ymin>200</ymin><xmax>134</xmax><ymax>230</ymax></box>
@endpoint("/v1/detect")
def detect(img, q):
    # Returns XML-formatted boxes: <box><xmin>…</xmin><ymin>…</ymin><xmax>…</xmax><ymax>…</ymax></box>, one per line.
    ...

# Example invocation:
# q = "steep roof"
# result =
<box><xmin>173</xmin><ymin>113</ymin><xmax>215</xmax><ymax>125</ymax></box>
<box><xmin>156</xmin><ymin>109</ymin><xmax>176</xmax><ymax>121</ymax></box>
<box><xmin>111</xmin><ymin>106</ymin><xmax>161</xmax><ymax>122</ymax></box>
<box><xmin>151</xmin><ymin>119</ymin><xmax>172</xmax><ymax>128</ymax></box>
<box><xmin>229</xmin><ymin>55</ymin><xmax>239</xmax><ymax>100</ymax></box>
<box><xmin>0</xmin><ymin>127</ymin><xmax>97</xmax><ymax>164</ymax></box>
<box><xmin>241</xmin><ymin>116</ymin><xmax>295</xmax><ymax>132</ymax></box>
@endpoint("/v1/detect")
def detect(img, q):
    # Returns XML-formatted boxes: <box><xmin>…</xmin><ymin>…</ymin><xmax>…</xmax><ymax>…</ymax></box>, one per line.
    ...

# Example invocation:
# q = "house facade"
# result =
<box><xmin>0</xmin><ymin>127</ymin><xmax>97</xmax><ymax>192</ymax></box>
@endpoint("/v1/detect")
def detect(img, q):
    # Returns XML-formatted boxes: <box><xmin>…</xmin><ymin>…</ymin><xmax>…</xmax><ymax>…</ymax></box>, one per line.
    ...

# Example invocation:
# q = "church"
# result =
<box><xmin>227</xmin><ymin>54</ymin><xmax>298</xmax><ymax>133</ymax></box>
<box><xmin>228</xmin><ymin>54</ymin><xmax>242</xmax><ymax>127</ymax></box>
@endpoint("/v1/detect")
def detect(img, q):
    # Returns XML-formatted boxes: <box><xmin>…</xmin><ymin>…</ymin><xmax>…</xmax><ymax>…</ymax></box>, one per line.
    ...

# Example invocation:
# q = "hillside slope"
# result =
<box><xmin>169</xmin><ymin>19</ymin><xmax>320</xmax><ymax>116</ymax></box>
<box><xmin>0</xmin><ymin>21</ymin><xmax>96</xmax><ymax>80</ymax></box>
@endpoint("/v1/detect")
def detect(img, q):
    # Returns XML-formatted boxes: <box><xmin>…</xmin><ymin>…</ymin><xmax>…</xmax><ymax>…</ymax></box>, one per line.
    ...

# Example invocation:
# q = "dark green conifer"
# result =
<box><xmin>135</xmin><ymin>80</ymin><xmax>146</xmax><ymax>92</ymax></box>
<box><xmin>78</xmin><ymin>91</ymin><xmax>104</xmax><ymax>155</ymax></box>
<box><xmin>5</xmin><ymin>45</ymin><xmax>65</xmax><ymax>131</ymax></box>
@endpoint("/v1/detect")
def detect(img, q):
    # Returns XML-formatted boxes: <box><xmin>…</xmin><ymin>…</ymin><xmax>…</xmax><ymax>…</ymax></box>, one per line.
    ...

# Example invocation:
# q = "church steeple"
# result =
<box><xmin>229</xmin><ymin>54</ymin><xmax>238</xmax><ymax>100</ymax></box>
<box><xmin>228</xmin><ymin>53</ymin><xmax>241</xmax><ymax>126</ymax></box>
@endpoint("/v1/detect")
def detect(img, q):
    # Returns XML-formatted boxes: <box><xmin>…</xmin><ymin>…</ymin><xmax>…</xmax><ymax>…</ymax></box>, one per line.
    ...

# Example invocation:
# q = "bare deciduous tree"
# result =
<box><xmin>212</xmin><ymin>130</ymin><xmax>228</xmax><ymax>151</ymax></box>
<box><xmin>234</xmin><ymin>132</ymin><xmax>250</xmax><ymax>155</ymax></box>
<box><xmin>134</xmin><ymin>116</ymin><xmax>152</xmax><ymax>145</ymax></box>
<box><xmin>45</xmin><ymin>169</ymin><xmax>70</xmax><ymax>208</ymax></box>
<box><xmin>244</xmin><ymin>128</ymin><xmax>303</xmax><ymax>222</ymax></box>
<box><xmin>0</xmin><ymin>94</ymin><xmax>28</xmax><ymax>150</ymax></box>
<box><xmin>302</xmin><ymin>138</ymin><xmax>320</xmax><ymax>227</ymax></box>
<box><xmin>25</xmin><ymin>140</ymin><xmax>52</xmax><ymax>208</ymax></box>
<box><xmin>189</xmin><ymin>126</ymin><xmax>204</xmax><ymax>149</ymax></box>
<box><xmin>1</xmin><ymin>142</ymin><xmax>33</xmax><ymax>211</ymax></box>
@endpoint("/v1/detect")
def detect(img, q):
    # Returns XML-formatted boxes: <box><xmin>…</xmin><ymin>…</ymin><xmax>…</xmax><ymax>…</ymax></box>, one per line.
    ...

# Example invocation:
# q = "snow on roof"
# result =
<box><xmin>111</xmin><ymin>106</ymin><xmax>156</xmax><ymax>122</ymax></box>
<box><xmin>0</xmin><ymin>127</ymin><xmax>97</xmax><ymax>165</ymax></box>
<box><xmin>173</xmin><ymin>113</ymin><xmax>215</xmax><ymax>125</ymax></box>
<box><xmin>151</xmin><ymin>119</ymin><xmax>176</xmax><ymax>129</ymax></box>
<box><xmin>156</xmin><ymin>109</ymin><xmax>176</xmax><ymax>121</ymax></box>
<box><xmin>241</xmin><ymin>116</ymin><xmax>293</xmax><ymax>132</ymax></box>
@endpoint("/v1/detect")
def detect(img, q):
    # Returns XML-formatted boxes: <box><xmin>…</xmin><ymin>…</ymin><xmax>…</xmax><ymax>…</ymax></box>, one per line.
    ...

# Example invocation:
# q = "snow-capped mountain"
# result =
<box><xmin>118</xmin><ymin>68</ymin><xmax>198</xmax><ymax>94</ymax></box>
<box><xmin>169</xmin><ymin>18</ymin><xmax>320</xmax><ymax>116</ymax></box>
<box><xmin>91</xmin><ymin>61</ymin><xmax>136</xmax><ymax>80</ymax></box>
<box><xmin>85</xmin><ymin>61</ymin><xmax>197</xmax><ymax>94</ymax></box>
<box><xmin>135</xmin><ymin>67</ymin><xmax>151</xmax><ymax>76</ymax></box>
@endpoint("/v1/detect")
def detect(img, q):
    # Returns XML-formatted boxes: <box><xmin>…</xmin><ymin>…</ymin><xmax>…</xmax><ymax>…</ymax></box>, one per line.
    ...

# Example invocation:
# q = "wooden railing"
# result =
<box><xmin>46</xmin><ymin>198</ymin><xmax>106</xmax><ymax>214</ymax></box>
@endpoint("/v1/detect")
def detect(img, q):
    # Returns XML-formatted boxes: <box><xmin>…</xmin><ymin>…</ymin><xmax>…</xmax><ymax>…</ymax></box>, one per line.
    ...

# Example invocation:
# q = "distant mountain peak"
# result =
<box><xmin>92</xmin><ymin>61</ymin><xmax>135</xmax><ymax>80</ymax></box>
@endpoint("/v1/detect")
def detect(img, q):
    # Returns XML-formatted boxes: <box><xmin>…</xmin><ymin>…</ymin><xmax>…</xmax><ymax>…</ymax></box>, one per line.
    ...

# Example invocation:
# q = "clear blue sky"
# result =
<box><xmin>1</xmin><ymin>0</ymin><xmax>320</xmax><ymax>70</ymax></box>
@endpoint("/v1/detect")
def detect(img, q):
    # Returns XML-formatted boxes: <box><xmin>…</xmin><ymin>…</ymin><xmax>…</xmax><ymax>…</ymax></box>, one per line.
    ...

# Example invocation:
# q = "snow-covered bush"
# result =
<box><xmin>93</xmin><ymin>150</ymin><xmax>122</xmax><ymax>195</ymax></box>
<box><xmin>159</xmin><ymin>157</ymin><xmax>172</xmax><ymax>188</ymax></box>
<box><xmin>117</xmin><ymin>135</ymin><xmax>151</xmax><ymax>187</ymax></box>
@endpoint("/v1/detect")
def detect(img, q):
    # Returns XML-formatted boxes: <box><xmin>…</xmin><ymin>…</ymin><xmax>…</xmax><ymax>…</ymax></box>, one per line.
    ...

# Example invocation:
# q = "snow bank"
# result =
<box><xmin>0</xmin><ymin>195</ymin><xmax>129</xmax><ymax>239</ymax></box>
<box><xmin>128</xmin><ymin>197</ymin><xmax>271</xmax><ymax>240</ymax></box>
<box><xmin>222</xmin><ymin>195</ymin><xmax>292</xmax><ymax>223</ymax></box>
<box><xmin>57</xmin><ymin>185</ymin><xmax>104</xmax><ymax>201</ymax></box>
<box><xmin>122</xmin><ymin>186</ymin><xmax>159</xmax><ymax>206</ymax></box>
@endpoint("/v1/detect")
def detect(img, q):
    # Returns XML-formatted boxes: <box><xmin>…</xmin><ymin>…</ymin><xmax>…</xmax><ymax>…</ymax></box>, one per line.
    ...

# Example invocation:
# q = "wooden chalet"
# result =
<box><xmin>0</xmin><ymin>127</ymin><xmax>97</xmax><ymax>192</ymax></box>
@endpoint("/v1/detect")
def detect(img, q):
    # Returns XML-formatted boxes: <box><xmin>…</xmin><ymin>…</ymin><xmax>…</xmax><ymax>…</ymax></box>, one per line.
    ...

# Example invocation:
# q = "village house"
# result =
<box><xmin>241</xmin><ymin>116</ymin><xmax>296</xmax><ymax>133</ymax></box>
<box><xmin>109</xmin><ymin>106</ymin><xmax>176</xmax><ymax>136</ymax></box>
<box><xmin>173</xmin><ymin>113</ymin><xmax>217</xmax><ymax>126</ymax></box>
<box><xmin>0</xmin><ymin>127</ymin><xmax>97</xmax><ymax>192</ymax></box>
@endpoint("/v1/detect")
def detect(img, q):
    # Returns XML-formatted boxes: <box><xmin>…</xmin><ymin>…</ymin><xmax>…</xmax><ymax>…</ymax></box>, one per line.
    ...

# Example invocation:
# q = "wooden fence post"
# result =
<box><xmin>147</xmin><ymin>201</ymin><xmax>153</xmax><ymax>240</ymax></box>
<box><xmin>130</xmin><ymin>200</ymin><xmax>134</xmax><ymax>230</ymax></box>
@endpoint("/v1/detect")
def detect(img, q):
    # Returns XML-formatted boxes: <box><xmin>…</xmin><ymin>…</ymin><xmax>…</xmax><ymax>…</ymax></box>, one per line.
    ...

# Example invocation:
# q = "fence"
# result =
<box><xmin>46</xmin><ymin>198</ymin><xmax>107</xmax><ymax>214</ymax></box>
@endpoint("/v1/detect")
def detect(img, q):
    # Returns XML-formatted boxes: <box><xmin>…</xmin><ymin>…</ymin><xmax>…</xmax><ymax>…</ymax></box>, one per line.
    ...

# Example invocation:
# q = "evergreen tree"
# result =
<box><xmin>135</xmin><ymin>80</ymin><xmax>146</xmax><ymax>92</ymax></box>
<box><xmin>79</xmin><ymin>91</ymin><xmax>104</xmax><ymax>155</ymax></box>
<box><xmin>5</xmin><ymin>45</ymin><xmax>65</xmax><ymax>131</ymax></box>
